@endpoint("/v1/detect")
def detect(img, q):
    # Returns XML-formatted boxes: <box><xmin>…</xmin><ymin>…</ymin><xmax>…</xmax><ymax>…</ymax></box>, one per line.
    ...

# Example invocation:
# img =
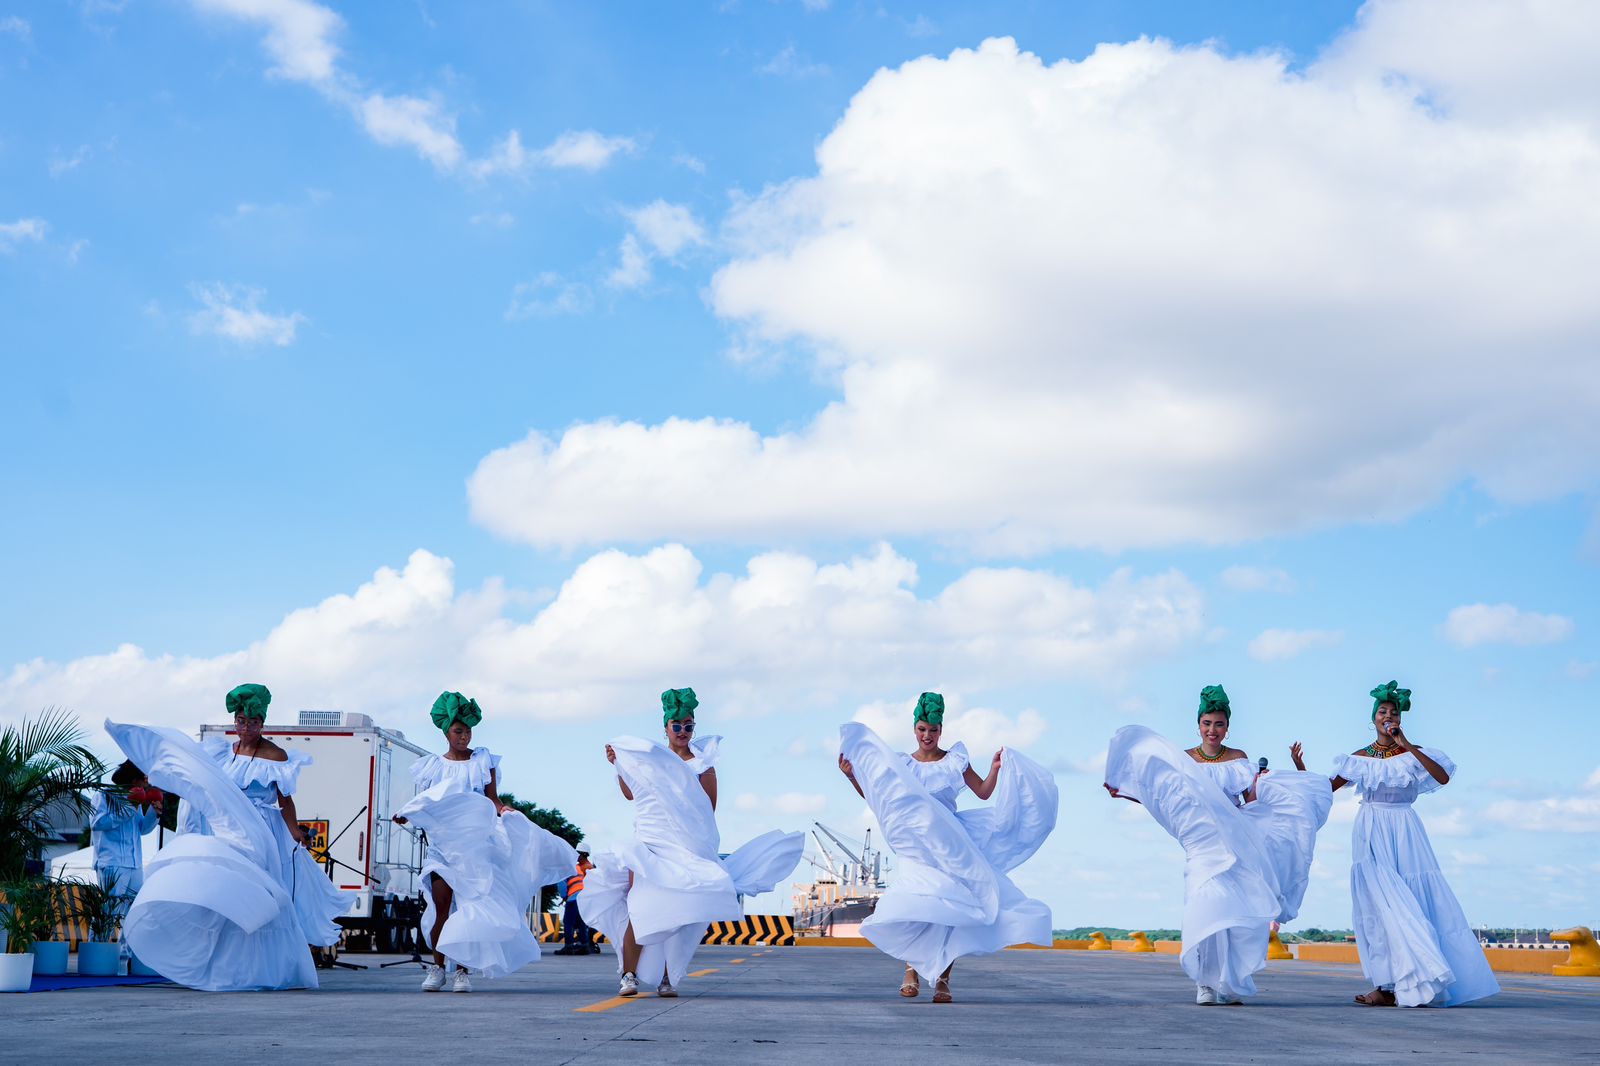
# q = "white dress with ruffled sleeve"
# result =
<box><xmin>577</xmin><ymin>736</ymin><xmax>804</xmax><ymax>988</ymax></box>
<box><xmin>106</xmin><ymin>721</ymin><xmax>325</xmax><ymax>990</ymax></box>
<box><xmin>204</xmin><ymin>737</ymin><xmax>351</xmax><ymax>950</ymax></box>
<box><xmin>840</xmin><ymin>724</ymin><xmax>1058</xmax><ymax>983</ymax></box>
<box><xmin>1332</xmin><ymin>749</ymin><xmax>1498</xmax><ymax>1007</ymax></box>
<box><xmin>395</xmin><ymin>747</ymin><xmax>578</xmax><ymax>978</ymax></box>
<box><xmin>1104</xmin><ymin>726</ymin><xmax>1332</xmax><ymax>999</ymax></box>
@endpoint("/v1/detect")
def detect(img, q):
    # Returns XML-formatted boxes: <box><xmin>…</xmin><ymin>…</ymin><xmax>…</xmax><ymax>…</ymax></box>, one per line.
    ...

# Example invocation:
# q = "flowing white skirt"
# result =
<box><xmin>107</xmin><ymin>721</ymin><xmax>320</xmax><ymax>991</ymax></box>
<box><xmin>1351</xmin><ymin>802</ymin><xmax>1499</xmax><ymax>1007</ymax></box>
<box><xmin>398</xmin><ymin>786</ymin><xmax>578</xmax><ymax>978</ymax></box>
<box><xmin>841</xmin><ymin>724</ymin><xmax>1057</xmax><ymax>983</ymax></box>
<box><xmin>579</xmin><ymin>829</ymin><xmax>804</xmax><ymax>988</ymax></box>
<box><xmin>1243</xmin><ymin>770</ymin><xmax>1334</xmax><ymax>924</ymax></box>
<box><xmin>1105</xmin><ymin>726</ymin><xmax>1295</xmax><ymax>999</ymax></box>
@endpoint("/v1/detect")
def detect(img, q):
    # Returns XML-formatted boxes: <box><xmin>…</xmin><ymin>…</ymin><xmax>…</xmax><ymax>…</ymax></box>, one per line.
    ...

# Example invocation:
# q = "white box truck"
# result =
<box><xmin>199</xmin><ymin>710</ymin><xmax>430</xmax><ymax>923</ymax></box>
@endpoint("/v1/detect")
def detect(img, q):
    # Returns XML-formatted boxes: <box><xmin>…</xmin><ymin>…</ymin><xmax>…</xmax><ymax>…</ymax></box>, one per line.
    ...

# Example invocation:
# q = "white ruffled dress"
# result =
<box><xmin>107</xmin><ymin>721</ymin><xmax>328</xmax><ymax>990</ymax></box>
<box><xmin>1104</xmin><ymin>726</ymin><xmax>1331</xmax><ymax>999</ymax></box>
<box><xmin>1332</xmin><ymin>749</ymin><xmax>1499</xmax><ymax>1007</ymax></box>
<box><xmin>200</xmin><ymin>737</ymin><xmax>350</xmax><ymax>949</ymax></box>
<box><xmin>577</xmin><ymin>735</ymin><xmax>804</xmax><ymax>988</ymax></box>
<box><xmin>396</xmin><ymin>747</ymin><xmax>578</xmax><ymax>978</ymax></box>
<box><xmin>841</xmin><ymin>724</ymin><xmax>1058</xmax><ymax>983</ymax></box>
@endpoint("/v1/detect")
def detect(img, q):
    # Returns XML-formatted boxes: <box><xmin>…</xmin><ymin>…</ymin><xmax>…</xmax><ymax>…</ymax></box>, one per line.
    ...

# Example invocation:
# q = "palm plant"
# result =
<box><xmin>0</xmin><ymin>880</ymin><xmax>54</xmax><ymax>952</ymax></box>
<box><xmin>73</xmin><ymin>874</ymin><xmax>132</xmax><ymax>943</ymax></box>
<box><xmin>0</xmin><ymin>708</ymin><xmax>106</xmax><ymax>883</ymax></box>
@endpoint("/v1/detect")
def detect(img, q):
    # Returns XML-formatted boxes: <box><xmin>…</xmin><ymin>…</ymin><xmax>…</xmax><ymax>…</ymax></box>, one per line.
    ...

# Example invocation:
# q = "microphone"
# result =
<box><xmin>1257</xmin><ymin>756</ymin><xmax>1268</xmax><ymax>774</ymax></box>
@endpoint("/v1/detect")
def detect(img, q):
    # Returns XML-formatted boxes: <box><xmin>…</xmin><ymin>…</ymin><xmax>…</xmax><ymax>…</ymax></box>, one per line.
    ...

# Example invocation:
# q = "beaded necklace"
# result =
<box><xmin>1194</xmin><ymin>745</ymin><xmax>1228</xmax><ymax>762</ymax></box>
<box><xmin>1359</xmin><ymin>741</ymin><xmax>1403</xmax><ymax>759</ymax></box>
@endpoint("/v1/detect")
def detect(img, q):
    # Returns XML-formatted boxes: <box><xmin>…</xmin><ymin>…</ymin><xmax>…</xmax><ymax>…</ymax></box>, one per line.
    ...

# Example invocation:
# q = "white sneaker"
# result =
<box><xmin>451</xmin><ymin>968</ymin><xmax>473</xmax><ymax>993</ymax></box>
<box><xmin>1196</xmin><ymin>985</ymin><xmax>1218</xmax><ymax>1005</ymax></box>
<box><xmin>657</xmin><ymin>979</ymin><xmax>677</xmax><ymax>998</ymax></box>
<box><xmin>619</xmin><ymin>971</ymin><xmax>639</xmax><ymax>997</ymax></box>
<box><xmin>420</xmin><ymin>965</ymin><xmax>446</xmax><ymax>992</ymax></box>
<box><xmin>1216</xmin><ymin>990</ymin><xmax>1242</xmax><ymax>1005</ymax></box>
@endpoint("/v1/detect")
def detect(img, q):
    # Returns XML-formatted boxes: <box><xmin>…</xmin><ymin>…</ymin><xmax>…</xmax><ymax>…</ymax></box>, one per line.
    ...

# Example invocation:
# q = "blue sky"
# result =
<box><xmin>3</xmin><ymin>0</ymin><xmax>1597</xmax><ymax>928</ymax></box>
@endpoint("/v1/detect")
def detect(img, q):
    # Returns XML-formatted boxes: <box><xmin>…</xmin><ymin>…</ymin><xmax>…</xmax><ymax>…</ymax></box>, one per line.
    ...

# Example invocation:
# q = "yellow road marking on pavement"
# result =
<box><xmin>575</xmin><ymin>996</ymin><xmax>636</xmax><ymax>1013</ymax></box>
<box><xmin>729</xmin><ymin>958</ymin><xmax>746</xmax><ymax>964</ymax></box>
<box><xmin>688</xmin><ymin>969</ymin><xmax>718</xmax><ymax>977</ymax></box>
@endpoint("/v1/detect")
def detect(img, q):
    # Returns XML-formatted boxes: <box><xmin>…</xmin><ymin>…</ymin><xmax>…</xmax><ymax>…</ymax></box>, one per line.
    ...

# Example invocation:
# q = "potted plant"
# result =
<box><xmin>27</xmin><ymin>877</ymin><xmax>73</xmax><ymax>976</ymax></box>
<box><xmin>73</xmin><ymin>874</ymin><xmax>130</xmax><ymax>976</ymax></box>
<box><xmin>0</xmin><ymin>881</ymin><xmax>43</xmax><ymax>992</ymax></box>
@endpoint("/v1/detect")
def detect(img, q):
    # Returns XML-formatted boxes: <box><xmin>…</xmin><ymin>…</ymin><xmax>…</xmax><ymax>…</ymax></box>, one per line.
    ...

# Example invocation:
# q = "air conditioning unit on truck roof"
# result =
<box><xmin>197</xmin><ymin>710</ymin><xmax>430</xmax><ymax>924</ymax></box>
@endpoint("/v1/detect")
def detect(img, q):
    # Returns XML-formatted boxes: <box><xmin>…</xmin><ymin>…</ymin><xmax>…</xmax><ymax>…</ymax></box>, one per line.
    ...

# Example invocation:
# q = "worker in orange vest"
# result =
<box><xmin>557</xmin><ymin>845</ymin><xmax>598</xmax><ymax>955</ymax></box>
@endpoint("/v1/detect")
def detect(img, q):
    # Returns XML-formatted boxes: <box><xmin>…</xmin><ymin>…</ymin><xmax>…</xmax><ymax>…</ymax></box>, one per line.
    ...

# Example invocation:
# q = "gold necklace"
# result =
<box><xmin>1195</xmin><ymin>745</ymin><xmax>1228</xmax><ymax>762</ymax></box>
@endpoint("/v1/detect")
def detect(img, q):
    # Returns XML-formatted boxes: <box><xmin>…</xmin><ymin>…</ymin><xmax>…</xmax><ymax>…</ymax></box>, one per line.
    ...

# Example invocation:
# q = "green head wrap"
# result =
<box><xmin>226</xmin><ymin>683</ymin><xmax>272</xmax><ymax>721</ymax></box>
<box><xmin>431</xmin><ymin>691</ymin><xmax>483</xmax><ymax>732</ymax></box>
<box><xmin>661</xmin><ymin>687</ymin><xmax>698</xmax><ymax>724</ymax></box>
<box><xmin>1369</xmin><ymin>680</ymin><xmax>1411</xmax><ymax>719</ymax></box>
<box><xmin>913</xmin><ymin>692</ymin><xmax>945</xmax><ymax>726</ymax></box>
<box><xmin>1197</xmin><ymin>684</ymin><xmax>1231</xmax><ymax>721</ymax></box>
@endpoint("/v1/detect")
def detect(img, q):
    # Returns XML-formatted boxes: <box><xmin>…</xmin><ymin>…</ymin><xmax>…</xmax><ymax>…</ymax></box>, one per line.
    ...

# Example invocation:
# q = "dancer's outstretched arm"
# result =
<box><xmin>964</xmin><ymin>750</ymin><xmax>1002</xmax><ymax>800</ymax></box>
<box><xmin>838</xmin><ymin>754</ymin><xmax>865</xmax><ymax>799</ymax></box>
<box><xmin>606</xmin><ymin>744</ymin><xmax>635</xmax><ymax>800</ymax></box>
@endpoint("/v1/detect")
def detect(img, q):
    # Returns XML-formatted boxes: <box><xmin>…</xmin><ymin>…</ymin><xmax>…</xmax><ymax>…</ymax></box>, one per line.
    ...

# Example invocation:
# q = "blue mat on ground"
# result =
<box><xmin>27</xmin><ymin>973</ymin><xmax>170</xmax><ymax>992</ymax></box>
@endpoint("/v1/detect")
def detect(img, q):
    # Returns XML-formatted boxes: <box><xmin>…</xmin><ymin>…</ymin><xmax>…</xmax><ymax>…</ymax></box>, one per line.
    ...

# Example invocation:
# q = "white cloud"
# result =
<box><xmin>0</xmin><ymin>545</ymin><xmax>1204</xmax><ymax>737</ymax></box>
<box><xmin>0</xmin><ymin>217</ymin><xmax>46</xmax><ymax>252</ymax></box>
<box><xmin>1247</xmin><ymin>627</ymin><xmax>1343</xmax><ymax>662</ymax></box>
<box><xmin>1483</xmin><ymin>795</ymin><xmax>1600</xmax><ymax>834</ymax></box>
<box><xmin>629</xmin><ymin>201</ymin><xmax>707</xmax><ymax>258</ymax></box>
<box><xmin>467</xmin><ymin>129</ymin><xmax>634</xmax><ymax>179</ymax></box>
<box><xmin>468</xmin><ymin>15</ymin><xmax>1600</xmax><ymax>553</ymax></box>
<box><xmin>187</xmin><ymin>282</ymin><xmax>307</xmax><ymax>346</ymax></box>
<box><xmin>851</xmin><ymin>697</ymin><xmax>1048</xmax><ymax>757</ymax></box>
<box><xmin>607</xmin><ymin>234</ymin><xmax>652</xmax><ymax>289</ymax></box>
<box><xmin>736</xmin><ymin>791</ymin><xmax>827</xmax><ymax>815</ymax></box>
<box><xmin>1583</xmin><ymin>766</ymin><xmax>1600</xmax><ymax>791</ymax></box>
<box><xmin>190</xmin><ymin>0</ymin><xmax>467</xmax><ymax>170</ymax></box>
<box><xmin>193</xmin><ymin>0</ymin><xmax>340</xmax><ymax>82</ymax></box>
<box><xmin>505</xmin><ymin>272</ymin><xmax>592</xmax><ymax>319</ymax></box>
<box><xmin>606</xmin><ymin>201</ymin><xmax>707</xmax><ymax>290</ymax></box>
<box><xmin>761</xmin><ymin>44</ymin><xmax>829</xmax><ymax>78</ymax></box>
<box><xmin>358</xmin><ymin>92</ymin><xmax>461</xmax><ymax>169</ymax></box>
<box><xmin>538</xmin><ymin>129</ymin><xmax>635</xmax><ymax>171</ymax></box>
<box><xmin>1219</xmin><ymin>566</ymin><xmax>1296</xmax><ymax>594</ymax></box>
<box><xmin>49</xmin><ymin>146</ymin><xmax>91</xmax><ymax>177</ymax></box>
<box><xmin>0</xmin><ymin>15</ymin><xmax>31</xmax><ymax>42</ymax></box>
<box><xmin>1441</xmin><ymin>603</ymin><xmax>1574</xmax><ymax>647</ymax></box>
<box><xmin>470</xmin><ymin>210</ymin><xmax>515</xmax><ymax>229</ymax></box>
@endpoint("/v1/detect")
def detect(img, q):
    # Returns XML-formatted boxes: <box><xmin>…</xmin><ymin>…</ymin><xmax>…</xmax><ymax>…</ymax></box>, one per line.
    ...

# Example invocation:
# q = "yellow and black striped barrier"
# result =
<box><xmin>702</xmin><ymin>915</ymin><xmax>796</xmax><ymax>946</ymax></box>
<box><xmin>542</xmin><ymin>912</ymin><xmax>795</xmax><ymax>947</ymax></box>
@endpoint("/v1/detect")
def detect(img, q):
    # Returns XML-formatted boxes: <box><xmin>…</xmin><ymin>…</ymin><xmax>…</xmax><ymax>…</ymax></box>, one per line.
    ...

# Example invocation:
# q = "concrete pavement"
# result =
<box><xmin>6</xmin><ymin>944</ymin><xmax>1595</xmax><ymax>1064</ymax></box>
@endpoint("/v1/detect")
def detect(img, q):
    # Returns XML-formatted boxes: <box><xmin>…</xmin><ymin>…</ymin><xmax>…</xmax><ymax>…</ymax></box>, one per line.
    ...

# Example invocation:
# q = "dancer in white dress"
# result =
<box><xmin>1306</xmin><ymin>681</ymin><xmax>1498</xmax><ymax>1008</ymax></box>
<box><xmin>104</xmin><ymin>683</ymin><xmax>345</xmax><ymax>990</ymax></box>
<box><xmin>838</xmin><ymin>692</ymin><xmax>1058</xmax><ymax>1003</ymax></box>
<box><xmin>392</xmin><ymin>691</ymin><xmax>577</xmax><ymax>993</ymax></box>
<box><xmin>579</xmin><ymin>687</ymin><xmax>804</xmax><ymax>999</ymax></box>
<box><xmin>1104</xmin><ymin>685</ymin><xmax>1332</xmax><ymax>1005</ymax></box>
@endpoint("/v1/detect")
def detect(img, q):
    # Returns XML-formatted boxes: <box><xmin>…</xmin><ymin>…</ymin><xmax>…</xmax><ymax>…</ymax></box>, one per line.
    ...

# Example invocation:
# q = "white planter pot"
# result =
<box><xmin>30</xmin><ymin>941</ymin><xmax>69</xmax><ymax>976</ymax></box>
<box><xmin>78</xmin><ymin>941</ymin><xmax>122</xmax><ymax>977</ymax></box>
<box><xmin>0</xmin><ymin>952</ymin><xmax>34</xmax><ymax>992</ymax></box>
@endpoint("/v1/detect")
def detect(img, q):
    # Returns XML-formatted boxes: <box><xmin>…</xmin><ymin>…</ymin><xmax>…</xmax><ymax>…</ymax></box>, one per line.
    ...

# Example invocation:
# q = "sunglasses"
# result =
<box><xmin>669</xmin><ymin>721</ymin><xmax>695</xmax><ymax>734</ymax></box>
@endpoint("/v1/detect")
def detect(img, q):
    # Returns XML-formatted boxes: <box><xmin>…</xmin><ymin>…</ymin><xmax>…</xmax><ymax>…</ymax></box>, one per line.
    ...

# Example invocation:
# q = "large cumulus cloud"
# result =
<box><xmin>469</xmin><ymin>3</ymin><xmax>1600</xmax><ymax>554</ymax></box>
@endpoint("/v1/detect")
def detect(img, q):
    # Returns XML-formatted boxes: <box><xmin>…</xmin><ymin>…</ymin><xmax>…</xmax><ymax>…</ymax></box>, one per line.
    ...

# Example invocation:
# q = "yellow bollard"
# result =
<box><xmin>1127</xmin><ymin>931</ymin><xmax>1155</xmax><ymax>953</ymax></box>
<box><xmin>1267</xmin><ymin>929</ymin><xmax>1293</xmax><ymax>960</ymax></box>
<box><xmin>1087</xmin><ymin>931</ymin><xmax>1112</xmax><ymax>950</ymax></box>
<box><xmin>1552</xmin><ymin>927</ymin><xmax>1600</xmax><ymax>977</ymax></box>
